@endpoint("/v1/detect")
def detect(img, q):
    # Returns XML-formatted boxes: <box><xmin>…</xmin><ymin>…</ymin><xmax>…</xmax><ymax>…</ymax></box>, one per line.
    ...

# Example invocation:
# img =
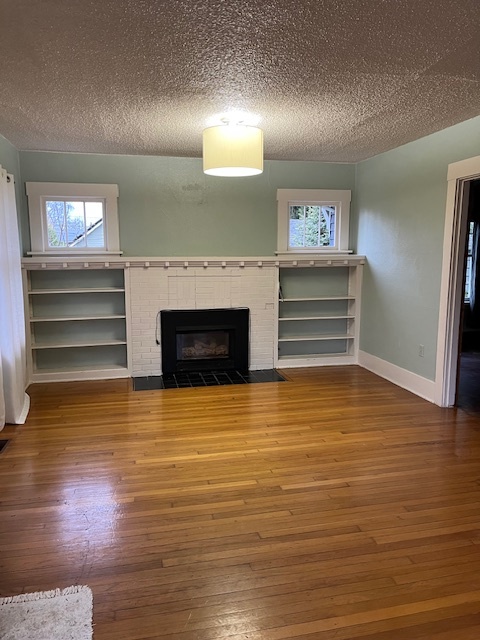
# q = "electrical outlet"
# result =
<box><xmin>419</xmin><ymin>344</ymin><xmax>425</xmax><ymax>357</ymax></box>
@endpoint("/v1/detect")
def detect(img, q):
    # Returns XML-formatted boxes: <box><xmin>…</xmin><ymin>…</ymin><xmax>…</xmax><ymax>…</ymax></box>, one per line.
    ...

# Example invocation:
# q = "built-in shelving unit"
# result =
<box><xmin>276</xmin><ymin>258</ymin><xmax>363</xmax><ymax>367</ymax></box>
<box><xmin>22</xmin><ymin>254</ymin><xmax>363</xmax><ymax>382</ymax></box>
<box><xmin>24</xmin><ymin>267</ymin><xmax>131</xmax><ymax>382</ymax></box>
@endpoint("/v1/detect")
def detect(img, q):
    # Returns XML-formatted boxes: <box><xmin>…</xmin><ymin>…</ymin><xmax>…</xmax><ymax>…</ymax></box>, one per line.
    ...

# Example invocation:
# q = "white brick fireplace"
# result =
<box><xmin>129</xmin><ymin>262</ymin><xmax>277</xmax><ymax>376</ymax></box>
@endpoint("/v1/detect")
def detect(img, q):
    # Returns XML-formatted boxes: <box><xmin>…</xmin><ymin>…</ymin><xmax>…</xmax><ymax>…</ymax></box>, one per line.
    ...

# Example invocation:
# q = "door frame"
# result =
<box><xmin>435</xmin><ymin>155</ymin><xmax>480</xmax><ymax>406</ymax></box>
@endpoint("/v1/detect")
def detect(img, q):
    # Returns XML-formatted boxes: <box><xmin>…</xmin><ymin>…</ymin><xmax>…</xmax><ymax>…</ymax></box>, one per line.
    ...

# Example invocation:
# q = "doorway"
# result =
<box><xmin>436</xmin><ymin>155</ymin><xmax>480</xmax><ymax>407</ymax></box>
<box><xmin>456</xmin><ymin>179</ymin><xmax>480</xmax><ymax>413</ymax></box>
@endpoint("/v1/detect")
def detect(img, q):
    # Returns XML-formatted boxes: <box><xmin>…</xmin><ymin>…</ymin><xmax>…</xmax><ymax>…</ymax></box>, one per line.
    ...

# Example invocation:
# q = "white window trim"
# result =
<box><xmin>25</xmin><ymin>182</ymin><xmax>121</xmax><ymax>255</ymax></box>
<box><xmin>276</xmin><ymin>188</ymin><xmax>351</xmax><ymax>254</ymax></box>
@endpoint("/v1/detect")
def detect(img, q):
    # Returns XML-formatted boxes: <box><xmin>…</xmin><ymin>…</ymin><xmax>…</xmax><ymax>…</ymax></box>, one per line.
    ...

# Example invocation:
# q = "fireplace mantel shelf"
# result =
<box><xmin>22</xmin><ymin>255</ymin><xmax>366</xmax><ymax>270</ymax></box>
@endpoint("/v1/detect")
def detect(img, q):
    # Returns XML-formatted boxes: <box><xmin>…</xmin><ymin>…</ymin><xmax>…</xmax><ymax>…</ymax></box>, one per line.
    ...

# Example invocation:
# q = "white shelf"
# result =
<box><xmin>276</xmin><ymin>264</ymin><xmax>363</xmax><ymax>366</ymax></box>
<box><xmin>278</xmin><ymin>352</ymin><xmax>352</xmax><ymax>360</ymax></box>
<box><xmin>29</xmin><ymin>288</ymin><xmax>125</xmax><ymax>295</ymax></box>
<box><xmin>279</xmin><ymin>315</ymin><xmax>354</xmax><ymax>321</ymax></box>
<box><xmin>31</xmin><ymin>363</ymin><xmax>130</xmax><ymax>383</ymax></box>
<box><xmin>280</xmin><ymin>296</ymin><xmax>355</xmax><ymax>302</ymax></box>
<box><xmin>30</xmin><ymin>315</ymin><xmax>126</xmax><ymax>322</ymax></box>
<box><xmin>34</xmin><ymin>362</ymin><xmax>128</xmax><ymax>373</ymax></box>
<box><xmin>277</xmin><ymin>353</ymin><xmax>357</xmax><ymax>367</ymax></box>
<box><xmin>278</xmin><ymin>333</ymin><xmax>354</xmax><ymax>342</ymax></box>
<box><xmin>25</xmin><ymin>267</ymin><xmax>130</xmax><ymax>383</ymax></box>
<box><xmin>32</xmin><ymin>339</ymin><xmax>127</xmax><ymax>350</ymax></box>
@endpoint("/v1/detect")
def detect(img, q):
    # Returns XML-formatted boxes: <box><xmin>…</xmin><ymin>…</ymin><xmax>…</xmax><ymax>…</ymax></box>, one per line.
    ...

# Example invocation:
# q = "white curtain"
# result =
<box><xmin>0</xmin><ymin>166</ymin><xmax>30</xmax><ymax>428</ymax></box>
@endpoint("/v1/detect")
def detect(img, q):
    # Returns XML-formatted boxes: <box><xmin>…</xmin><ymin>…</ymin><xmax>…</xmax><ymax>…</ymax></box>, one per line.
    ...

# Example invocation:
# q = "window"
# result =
<box><xmin>26</xmin><ymin>182</ymin><xmax>120</xmax><ymax>255</ymax></box>
<box><xmin>465</xmin><ymin>221</ymin><xmax>475</xmax><ymax>301</ymax></box>
<box><xmin>45</xmin><ymin>199</ymin><xmax>104</xmax><ymax>249</ymax></box>
<box><xmin>277</xmin><ymin>189</ymin><xmax>351</xmax><ymax>254</ymax></box>
<box><xmin>289</xmin><ymin>204</ymin><xmax>336</xmax><ymax>249</ymax></box>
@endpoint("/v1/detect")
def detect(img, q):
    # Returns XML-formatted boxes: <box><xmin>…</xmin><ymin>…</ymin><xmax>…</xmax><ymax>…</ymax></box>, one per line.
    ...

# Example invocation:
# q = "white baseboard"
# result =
<box><xmin>358</xmin><ymin>350</ymin><xmax>436</xmax><ymax>403</ymax></box>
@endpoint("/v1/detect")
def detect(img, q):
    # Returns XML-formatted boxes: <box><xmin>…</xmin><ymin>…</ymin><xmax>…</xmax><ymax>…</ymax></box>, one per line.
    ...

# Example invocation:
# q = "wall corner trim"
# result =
<box><xmin>358</xmin><ymin>350</ymin><xmax>436</xmax><ymax>404</ymax></box>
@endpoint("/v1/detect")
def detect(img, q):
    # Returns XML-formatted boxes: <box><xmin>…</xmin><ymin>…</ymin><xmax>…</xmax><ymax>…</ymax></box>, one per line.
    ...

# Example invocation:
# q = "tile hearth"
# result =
<box><xmin>133</xmin><ymin>369</ymin><xmax>286</xmax><ymax>390</ymax></box>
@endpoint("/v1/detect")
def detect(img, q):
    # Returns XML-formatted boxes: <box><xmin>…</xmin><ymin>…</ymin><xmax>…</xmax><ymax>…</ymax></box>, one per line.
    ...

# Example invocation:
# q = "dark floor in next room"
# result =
<box><xmin>457</xmin><ymin>351</ymin><xmax>480</xmax><ymax>415</ymax></box>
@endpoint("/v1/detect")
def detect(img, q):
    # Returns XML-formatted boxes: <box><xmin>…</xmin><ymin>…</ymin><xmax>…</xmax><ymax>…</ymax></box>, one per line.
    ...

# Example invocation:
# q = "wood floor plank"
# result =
<box><xmin>1</xmin><ymin>365</ymin><xmax>480</xmax><ymax>639</ymax></box>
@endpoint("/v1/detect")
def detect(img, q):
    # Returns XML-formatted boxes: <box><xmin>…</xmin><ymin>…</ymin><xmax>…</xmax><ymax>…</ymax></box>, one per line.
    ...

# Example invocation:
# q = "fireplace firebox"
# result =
<box><xmin>160</xmin><ymin>308</ymin><xmax>249</xmax><ymax>374</ymax></box>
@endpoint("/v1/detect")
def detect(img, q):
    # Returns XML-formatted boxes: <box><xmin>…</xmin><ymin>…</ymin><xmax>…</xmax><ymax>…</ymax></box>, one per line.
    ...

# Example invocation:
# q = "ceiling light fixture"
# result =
<box><xmin>203</xmin><ymin>120</ymin><xmax>263</xmax><ymax>177</ymax></box>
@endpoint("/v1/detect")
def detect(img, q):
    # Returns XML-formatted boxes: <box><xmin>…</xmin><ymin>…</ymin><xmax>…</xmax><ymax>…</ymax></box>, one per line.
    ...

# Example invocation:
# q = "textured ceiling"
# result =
<box><xmin>0</xmin><ymin>0</ymin><xmax>479</xmax><ymax>162</ymax></box>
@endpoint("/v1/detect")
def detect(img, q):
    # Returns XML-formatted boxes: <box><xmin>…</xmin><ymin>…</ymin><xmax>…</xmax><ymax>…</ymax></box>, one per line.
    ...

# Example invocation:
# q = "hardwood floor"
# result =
<box><xmin>2</xmin><ymin>366</ymin><xmax>480</xmax><ymax>639</ymax></box>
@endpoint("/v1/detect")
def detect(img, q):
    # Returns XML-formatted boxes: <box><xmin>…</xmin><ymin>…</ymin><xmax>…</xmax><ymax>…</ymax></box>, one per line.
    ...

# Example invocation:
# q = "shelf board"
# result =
<box><xmin>277</xmin><ymin>353</ymin><xmax>356</xmax><ymax>367</ymax></box>
<box><xmin>279</xmin><ymin>315</ymin><xmax>355</xmax><ymax>321</ymax></box>
<box><xmin>31</xmin><ymin>363</ymin><xmax>130</xmax><ymax>382</ymax></box>
<box><xmin>278</xmin><ymin>333</ymin><xmax>354</xmax><ymax>342</ymax></box>
<box><xmin>280</xmin><ymin>296</ymin><xmax>355</xmax><ymax>302</ymax></box>
<box><xmin>30</xmin><ymin>315</ymin><xmax>126</xmax><ymax>322</ymax></box>
<box><xmin>33</xmin><ymin>363</ymin><xmax>128</xmax><ymax>374</ymax></box>
<box><xmin>278</xmin><ymin>352</ymin><xmax>351</xmax><ymax>360</ymax></box>
<box><xmin>32</xmin><ymin>340</ymin><xmax>127</xmax><ymax>350</ymax></box>
<box><xmin>29</xmin><ymin>288</ymin><xmax>125</xmax><ymax>295</ymax></box>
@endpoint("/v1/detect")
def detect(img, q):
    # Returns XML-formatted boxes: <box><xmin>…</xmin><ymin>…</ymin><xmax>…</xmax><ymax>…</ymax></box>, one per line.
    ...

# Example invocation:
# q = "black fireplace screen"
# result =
<box><xmin>161</xmin><ymin>308</ymin><xmax>249</xmax><ymax>374</ymax></box>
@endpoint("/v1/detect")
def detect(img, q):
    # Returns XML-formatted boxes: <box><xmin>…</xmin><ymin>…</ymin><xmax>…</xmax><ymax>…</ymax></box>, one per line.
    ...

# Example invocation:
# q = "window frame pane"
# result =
<box><xmin>465</xmin><ymin>221</ymin><xmax>475</xmax><ymax>302</ymax></box>
<box><xmin>46</xmin><ymin>200</ymin><xmax>68</xmax><ymax>248</ymax></box>
<box><xmin>277</xmin><ymin>189</ymin><xmax>351</xmax><ymax>255</ymax></box>
<box><xmin>42</xmin><ymin>196</ymin><xmax>106</xmax><ymax>252</ymax></box>
<box><xmin>287</xmin><ymin>201</ymin><xmax>338</xmax><ymax>251</ymax></box>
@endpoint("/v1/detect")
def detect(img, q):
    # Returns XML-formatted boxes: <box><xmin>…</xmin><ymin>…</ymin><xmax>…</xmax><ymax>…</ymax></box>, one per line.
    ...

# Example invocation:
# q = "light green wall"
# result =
<box><xmin>18</xmin><ymin>152</ymin><xmax>355</xmax><ymax>256</ymax></box>
<box><xmin>356</xmin><ymin>115</ymin><xmax>480</xmax><ymax>380</ymax></box>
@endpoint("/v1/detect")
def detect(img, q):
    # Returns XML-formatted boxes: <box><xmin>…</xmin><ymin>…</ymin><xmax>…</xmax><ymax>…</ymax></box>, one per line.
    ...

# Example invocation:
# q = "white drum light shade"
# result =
<box><xmin>203</xmin><ymin>125</ymin><xmax>263</xmax><ymax>177</ymax></box>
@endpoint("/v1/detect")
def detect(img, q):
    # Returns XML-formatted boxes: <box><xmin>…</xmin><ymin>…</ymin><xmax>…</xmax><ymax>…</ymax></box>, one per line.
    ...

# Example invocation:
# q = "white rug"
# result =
<box><xmin>0</xmin><ymin>585</ymin><xmax>93</xmax><ymax>640</ymax></box>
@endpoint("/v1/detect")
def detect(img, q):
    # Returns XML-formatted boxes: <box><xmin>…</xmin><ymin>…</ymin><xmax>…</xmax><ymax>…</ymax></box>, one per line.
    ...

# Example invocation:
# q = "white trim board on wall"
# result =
<box><xmin>359</xmin><ymin>351</ymin><xmax>436</xmax><ymax>403</ymax></box>
<box><xmin>435</xmin><ymin>155</ymin><xmax>480</xmax><ymax>407</ymax></box>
